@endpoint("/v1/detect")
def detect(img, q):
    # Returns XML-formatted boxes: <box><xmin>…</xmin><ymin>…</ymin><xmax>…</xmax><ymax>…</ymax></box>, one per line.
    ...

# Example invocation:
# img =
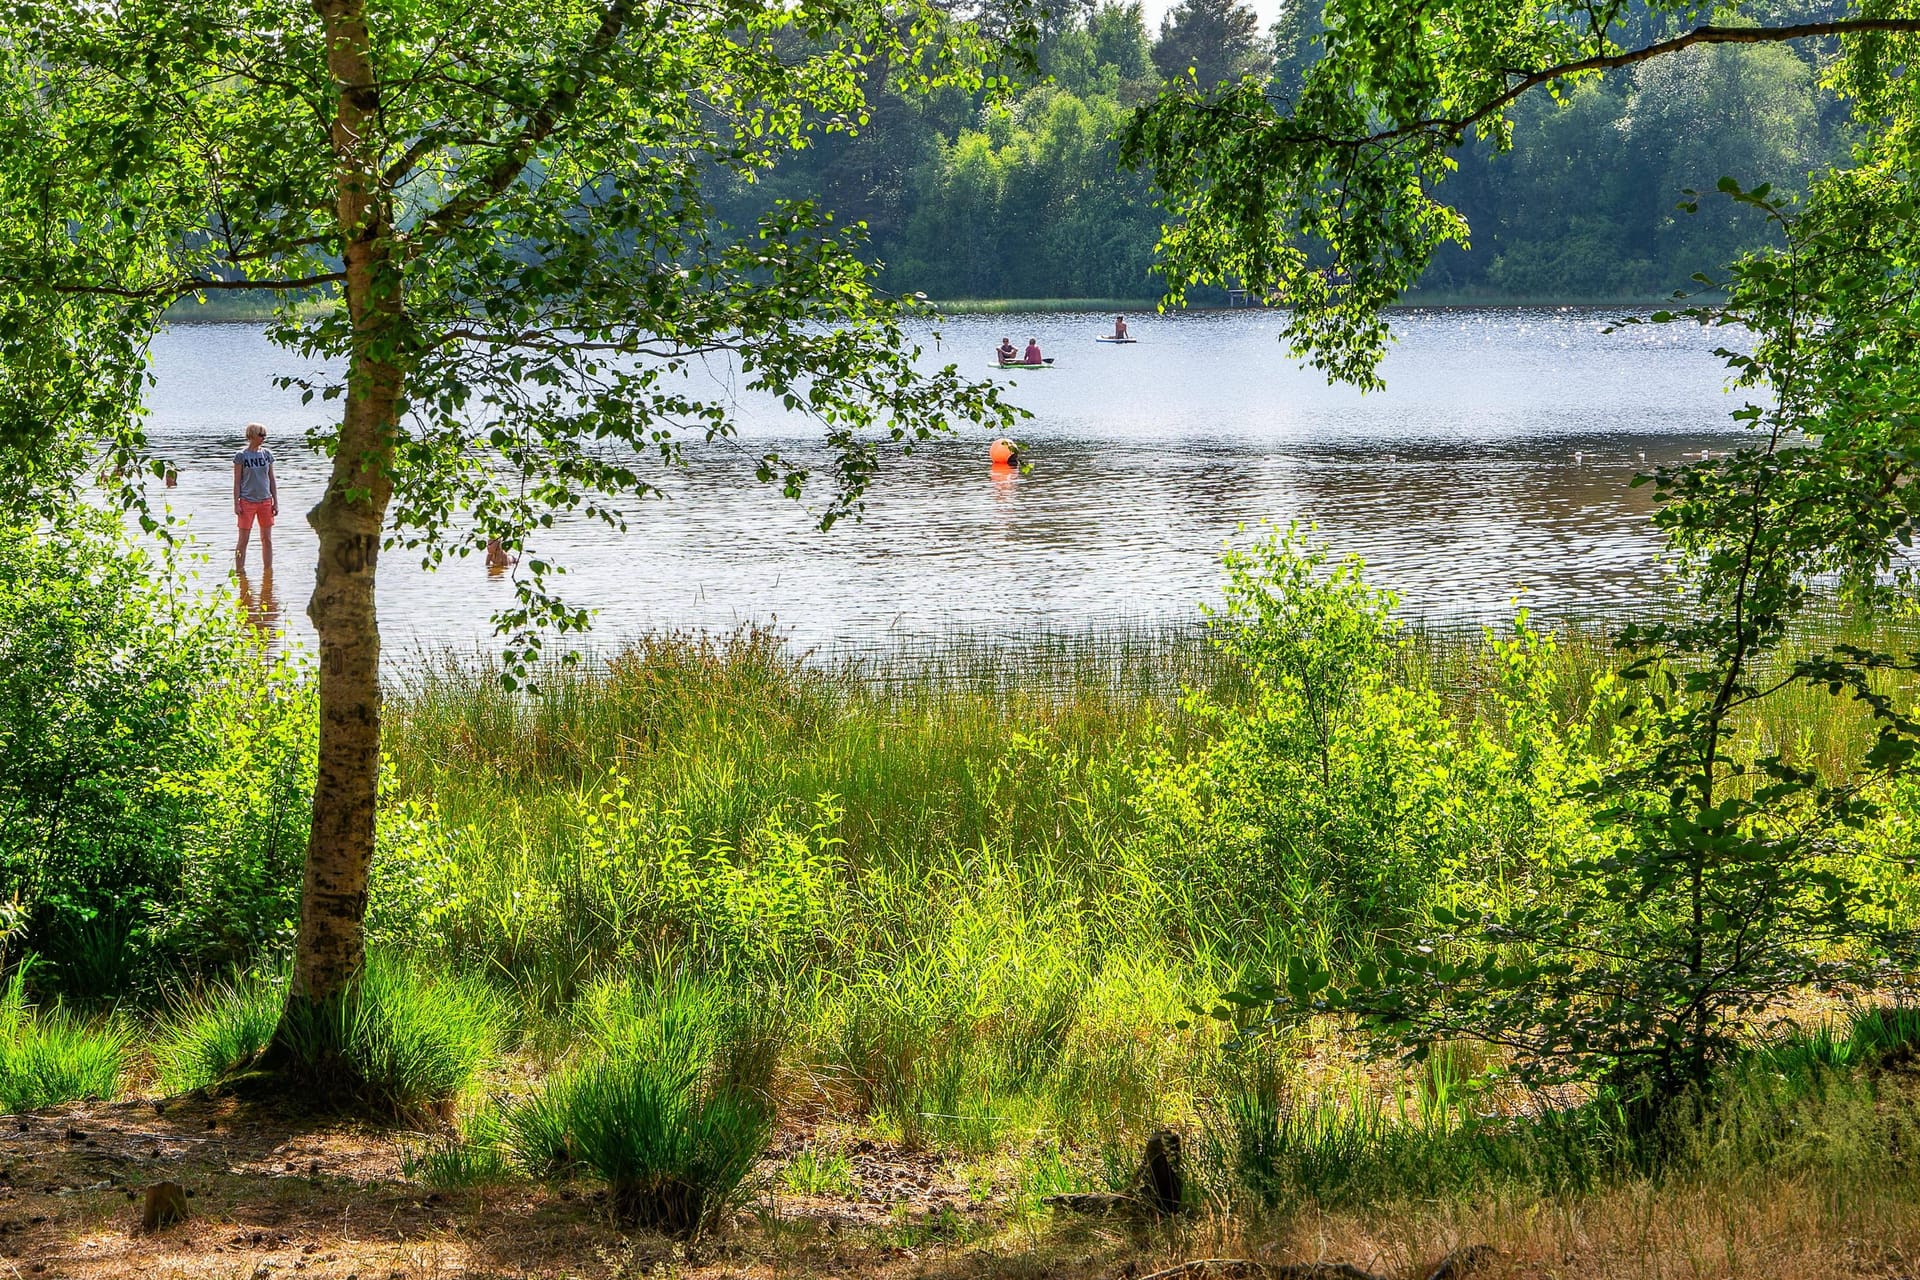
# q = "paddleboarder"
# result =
<box><xmin>1023</xmin><ymin>336</ymin><xmax>1043</xmax><ymax>365</ymax></box>
<box><xmin>1112</xmin><ymin>314</ymin><xmax>1129</xmax><ymax>339</ymax></box>
<box><xmin>996</xmin><ymin>336</ymin><xmax>1018</xmax><ymax>365</ymax></box>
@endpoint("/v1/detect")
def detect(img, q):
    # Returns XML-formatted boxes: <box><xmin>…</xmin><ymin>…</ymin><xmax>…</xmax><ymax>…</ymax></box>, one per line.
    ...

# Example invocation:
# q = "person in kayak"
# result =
<box><xmin>1112</xmin><ymin>314</ymin><xmax>1129</xmax><ymax>338</ymax></box>
<box><xmin>1023</xmin><ymin>337</ymin><xmax>1043</xmax><ymax>364</ymax></box>
<box><xmin>996</xmin><ymin>337</ymin><xmax>1018</xmax><ymax>364</ymax></box>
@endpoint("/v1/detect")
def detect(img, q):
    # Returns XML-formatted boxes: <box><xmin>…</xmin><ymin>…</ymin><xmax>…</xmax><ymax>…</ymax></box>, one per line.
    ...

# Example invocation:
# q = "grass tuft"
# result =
<box><xmin>152</xmin><ymin>967</ymin><xmax>284</xmax><ymax>1094</ymax></box>
<box><xmin>402</xmin><ymin>1101</ymin><xmax>513</xmax><ymax>1188</ymax></box>
<box><xmin>0</xmin><ymin>968</ymin><xmax>127</xmax><ymax>1112</ymax></box>
<box><xmin>508</xmin><ymin>976</ymin><xmax>779</xmax><ymax>1236</ymax></box>
<box><xmin>272</xmin><ymin>954</ymin><xmax>502</xmax><ymax>1121</ymax></box>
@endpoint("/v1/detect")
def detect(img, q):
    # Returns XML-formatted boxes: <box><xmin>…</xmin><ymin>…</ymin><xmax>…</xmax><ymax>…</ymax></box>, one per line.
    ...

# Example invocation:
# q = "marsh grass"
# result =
<box><xmin>152</xmin><ymin>967</ymin><xmax>284</xmax><ymax>1094</ymax></box>
<box><xmin>358</xmin><ymin>615</ymin><xmax>1920</xmax><ymax>1224</ymax></box>
<box><xmin>0</xmin><ymin>968</ymin><xmax>126</xmax><ymax>1112</ymax></box>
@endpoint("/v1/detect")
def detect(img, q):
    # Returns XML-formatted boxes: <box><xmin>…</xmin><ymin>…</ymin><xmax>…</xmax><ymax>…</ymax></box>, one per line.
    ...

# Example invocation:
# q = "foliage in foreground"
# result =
<box><xmin>0</xmin><ymin>511</ymin><xmax>315</xmax><ymax>1000</ymax></box>
<box><xmin>507</xmin><ymin>977</ymin><xmax>780</xmax><ymax>1235</ymax></box>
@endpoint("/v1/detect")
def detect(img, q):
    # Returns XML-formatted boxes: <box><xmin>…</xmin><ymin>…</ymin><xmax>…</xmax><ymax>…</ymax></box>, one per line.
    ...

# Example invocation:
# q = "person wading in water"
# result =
<box><xmin>232</xmin><ymin>422</ymin><xmax>279</xmax><ymax>572</ymax></box>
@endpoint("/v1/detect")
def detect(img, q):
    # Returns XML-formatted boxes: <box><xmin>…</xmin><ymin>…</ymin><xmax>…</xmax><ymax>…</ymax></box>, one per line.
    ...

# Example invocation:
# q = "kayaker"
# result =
<box><xmin>996</xmin><ymin>337</ymin><xmax>1018</xmax><ymax>365</ymax></box>
<box><xmin>1023</xmin><ymin>337</ymin><xmax>1043</xmax><ymax>364</ymax></box>
<box><xmin>1112</xmin><ymin>314</ymin><xmax>1129</xmax><ymax>339</ymax></box>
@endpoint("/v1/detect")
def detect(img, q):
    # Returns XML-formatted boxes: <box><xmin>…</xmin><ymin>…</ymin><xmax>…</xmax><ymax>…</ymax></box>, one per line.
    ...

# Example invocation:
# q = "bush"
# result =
<box><xmin>151</xmin><ymin>968</ymin><xmax>285</xmax><ymax>1094</ymax></box>
<box><xmin>0</xmin><ymin>968</ymin><xmax>127</xmax><ymax>1112</ymax></box>
<box><xmin>149</xmin><ymin>650</ymin><xmax>316</xmax><ymax>971</ymax></box>
<box><xmin>272</xmin><ymin>955</ymin><xmax>502</xmax><ymax>1120</ymax></box>
<box><xmin>1131</xmin><ymin>525</ymin><xmax>1582</xmax><ymax>963</ymax></box>
<box><xmin>0</xmin><ymin>512</ymin><xmax>315</xmax><ymax>997</ymax></box>
<box><xmin>508</xmin><ymin>976</ymin><xmax>780</xmax><ymax>1235</ymax></box>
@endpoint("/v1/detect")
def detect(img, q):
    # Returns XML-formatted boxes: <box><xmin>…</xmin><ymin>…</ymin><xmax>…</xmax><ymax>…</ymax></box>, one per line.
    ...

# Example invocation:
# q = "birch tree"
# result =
<box><xmin>0</xmin><ymin>0</ymin><xmax>1025</xmax><ymax>1061</ymax></box>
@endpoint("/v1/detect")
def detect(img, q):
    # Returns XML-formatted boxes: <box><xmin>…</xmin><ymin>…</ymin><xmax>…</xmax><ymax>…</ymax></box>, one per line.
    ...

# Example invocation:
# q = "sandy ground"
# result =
<box><xmin>7</xmin><ymin>1089</ymin><xmax>1920</xmax><ymax>1280</ymax></box>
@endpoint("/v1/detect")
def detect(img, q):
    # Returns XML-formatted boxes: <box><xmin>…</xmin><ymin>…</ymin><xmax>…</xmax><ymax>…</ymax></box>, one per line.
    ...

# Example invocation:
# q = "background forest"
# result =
<box><xmin>711</xmin><ymin>0</ymin><xmax>1857</xmax><ymax>302</ymax></box>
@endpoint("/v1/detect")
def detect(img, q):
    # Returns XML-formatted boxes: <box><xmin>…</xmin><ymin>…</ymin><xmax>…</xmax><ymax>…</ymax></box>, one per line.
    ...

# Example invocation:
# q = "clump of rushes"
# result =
<box><xmin>0</xmin><ymin>967</ymin><xmax>128</xmax><ymax>1112</ymax></box>
<box><xmin>270</xmin><ymin>953</ymin><xmax>502</xmax><ymax>1122</ymax></box>
<box><xmin>152</xmin><ymin>967</ymin><xmax>284</xmax><ymax>1094</ymax></box>
<box><xmin>508</xmin><ymin>975</ymin><xmax>780</xmax><ymax>1235</ymax></box>
<box><xmin>403</xmin><ymin>1100</ymin><xmax>513</xmax><ymax>1188</ymax></box>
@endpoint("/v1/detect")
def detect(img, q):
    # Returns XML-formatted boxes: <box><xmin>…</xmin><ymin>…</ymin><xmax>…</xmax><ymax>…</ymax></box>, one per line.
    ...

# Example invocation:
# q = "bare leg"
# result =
<box><xmin>236</xmin><ymin>524</ymin><xmax>251</xmax><ymax>569</ymax></box>
<box><xmin>259</xmin><ymin>525</ymin><xmax>273</xmax><ymax>573</ymax></box>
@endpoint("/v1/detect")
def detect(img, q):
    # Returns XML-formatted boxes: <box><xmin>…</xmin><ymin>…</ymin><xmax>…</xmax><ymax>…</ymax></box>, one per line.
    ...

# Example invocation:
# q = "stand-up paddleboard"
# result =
<box><xmin>992</xmin><ymin>358</ymin><xmax>1055</xmax><ymax>368</ymax></box>
<box><xmin>1094</xmin><ymin>336</ymin><xmax>1137</xmax><ymax>344</ymax></box>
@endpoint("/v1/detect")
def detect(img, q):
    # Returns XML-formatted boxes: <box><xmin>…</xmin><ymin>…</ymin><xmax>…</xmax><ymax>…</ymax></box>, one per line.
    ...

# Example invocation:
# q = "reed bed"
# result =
<box><xmin>361</xmin><ymin>613</ymin><xmax>1920</xmax><ymax>1211</ymax></box>
<box><xmin>11</xmin><ymin>608</ymin><xmax>1914</xmax><ymax>1256</ymax></box>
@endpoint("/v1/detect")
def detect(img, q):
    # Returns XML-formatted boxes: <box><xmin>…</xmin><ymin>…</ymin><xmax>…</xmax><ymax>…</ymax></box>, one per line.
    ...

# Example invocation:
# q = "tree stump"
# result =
<box><xmin>140</xmin><ymin>1180</ymin><xmax>189</xmax><ymax>1232</ymax></box>
<box><xmin>1044</xmin><ymin>1127</ymin><xmax>1186</xmax><ymax>1218</ymax></box>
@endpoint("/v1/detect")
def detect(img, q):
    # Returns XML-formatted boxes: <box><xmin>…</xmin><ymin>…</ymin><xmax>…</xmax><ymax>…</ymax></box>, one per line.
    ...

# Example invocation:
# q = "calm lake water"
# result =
<box><xmin>139</xmin><ymin>307</ymin><xmax>1748</xmax><ymax>653</ymax></box>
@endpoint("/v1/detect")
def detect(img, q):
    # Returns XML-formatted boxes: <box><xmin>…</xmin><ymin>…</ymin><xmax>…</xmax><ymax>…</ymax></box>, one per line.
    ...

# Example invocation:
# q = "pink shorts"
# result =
<box><xmin>237</xmin><ymin>499</ymin><xmax>276</xmax><ymax>531</ymax></box>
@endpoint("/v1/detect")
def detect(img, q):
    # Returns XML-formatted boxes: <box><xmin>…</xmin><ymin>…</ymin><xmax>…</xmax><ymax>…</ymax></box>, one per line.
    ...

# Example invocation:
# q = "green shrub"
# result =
<box><xmin>273</xmin><ymin>955</ymin><xmax>502</xmax><ymax>1120</ymax></box>
<box><xmin>0</xmin><ymin>512</ymin><xmax>316</xmax><ymax>997</ymax></box>
<box><xmin>1131</xmin><ymin>525</ymin><xmax>1584</xmax><ymax>963</ymax></box>
<box><xmin>0</xmin><ymin>969</ymin><xmax>127</xmax><ymax>1111</ymax></box>
<box><xmin>149</xmin><ymin>650</ymin><xmax>316</xmax><ymax>970</ymax></box>
<box><xmin>508</xmin><ymin>976</ymin><xmax>780</xmax><ymax>1235</ymax></box>
<box><xmin>151</xmin><ymin>968</ymin><xmax>285</xmax><ymax>1094</ymax></box>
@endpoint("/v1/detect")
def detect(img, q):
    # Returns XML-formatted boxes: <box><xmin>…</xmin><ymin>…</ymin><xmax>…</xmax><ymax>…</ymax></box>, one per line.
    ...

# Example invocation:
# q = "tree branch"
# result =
<box><xmin>419</xmin><ymin>0</ymin><xmax>635</xmax><ymax>234</ymax></box>
<box><xmin>1323</xmin><ymin>19</ymin><xmax>1920</xmax><ymax>150</ymax></box>
<box><xmin>25</xmin><ymin>273</ymin><xmax>345</xmax><ymax>301</ymax></box>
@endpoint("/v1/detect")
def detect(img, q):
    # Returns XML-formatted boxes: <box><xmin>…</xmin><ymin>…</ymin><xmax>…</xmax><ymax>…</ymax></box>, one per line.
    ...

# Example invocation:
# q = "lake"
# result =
<box><xmin>139</xmin><ymin>306</ymin><xmax>1746</xmax><ymax>653</ymax></box>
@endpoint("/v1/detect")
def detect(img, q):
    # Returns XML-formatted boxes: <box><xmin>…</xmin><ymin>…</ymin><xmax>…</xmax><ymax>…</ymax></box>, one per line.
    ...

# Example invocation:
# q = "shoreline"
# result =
<box><xmin>166</xmin><ymin>292</ymin><xmax>1709</xmax><ymax>323</ymax></box>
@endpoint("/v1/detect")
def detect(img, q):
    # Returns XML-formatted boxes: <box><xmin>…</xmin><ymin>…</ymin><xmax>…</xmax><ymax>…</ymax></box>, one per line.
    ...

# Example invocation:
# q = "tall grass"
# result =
<box><xmin>354</xmin><ymin>612</ymin><xmax>1920</xmax><ymax>1225</ymax></box>
<box><xmin>0</xmin><ymin>968</ymin><xmax>127</xmax><ymax>1112</ymax></box>
<box><xmin>508</xmin><ymin>976</ymin><xmax>780</xmax><ymax>1235</ymax></box>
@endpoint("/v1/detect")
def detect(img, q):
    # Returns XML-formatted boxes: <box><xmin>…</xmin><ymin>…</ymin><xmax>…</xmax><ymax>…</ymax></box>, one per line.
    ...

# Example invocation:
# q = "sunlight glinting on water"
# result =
<box><xmin>137</xmin><ymin>306</ymin><xmax>1747</xmax><ymax>654</ymax></box>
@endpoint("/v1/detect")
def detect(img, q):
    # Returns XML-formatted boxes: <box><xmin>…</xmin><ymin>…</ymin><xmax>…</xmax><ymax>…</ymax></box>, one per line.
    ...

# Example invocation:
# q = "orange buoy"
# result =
<box><xmin>990</xmin><ymin>438</ymin><xmax>1018</xmax><ymax>465</ymax></box>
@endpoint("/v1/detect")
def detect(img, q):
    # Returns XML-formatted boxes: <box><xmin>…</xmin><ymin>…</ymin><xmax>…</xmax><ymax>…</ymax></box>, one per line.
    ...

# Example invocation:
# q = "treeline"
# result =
<box><xmin>712</xmin><ymin>0</ymin><xmax>1856</xmax><ymax>302</ymax></box>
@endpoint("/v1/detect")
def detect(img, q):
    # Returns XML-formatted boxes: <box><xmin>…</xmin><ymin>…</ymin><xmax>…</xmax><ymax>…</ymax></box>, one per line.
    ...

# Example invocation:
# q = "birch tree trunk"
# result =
<box><xmin>276</xmin><ymin>0</ymin><xmax>405</xmax><ymax>1035</ymax></box>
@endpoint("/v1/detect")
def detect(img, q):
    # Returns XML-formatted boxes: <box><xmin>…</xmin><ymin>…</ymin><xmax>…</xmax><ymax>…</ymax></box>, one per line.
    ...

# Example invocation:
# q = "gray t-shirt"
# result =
<box><xmin>234</xmin><ymin>447</ymin><xmax>274</xmax><ymax>502</ymax></box>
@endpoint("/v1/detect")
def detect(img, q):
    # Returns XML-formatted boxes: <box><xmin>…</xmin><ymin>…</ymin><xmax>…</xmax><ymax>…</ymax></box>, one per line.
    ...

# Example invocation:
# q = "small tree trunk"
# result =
<box><xmin>272</xmin><ymin>0</ymin><xmax>404</xmax><ymax>1043</ymax></box>
<box><xmin>286</xmin><ymin>321</ymin><xmax>399</xmax><ymax>1016</ymax></box>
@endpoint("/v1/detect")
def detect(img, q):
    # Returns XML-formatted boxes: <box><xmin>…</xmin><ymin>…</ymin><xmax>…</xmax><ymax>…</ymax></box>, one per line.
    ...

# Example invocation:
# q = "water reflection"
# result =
<box><xmin>234</xmin><ymin>569</ymin><xmax>283</xmax><ymax>634</ymax></box>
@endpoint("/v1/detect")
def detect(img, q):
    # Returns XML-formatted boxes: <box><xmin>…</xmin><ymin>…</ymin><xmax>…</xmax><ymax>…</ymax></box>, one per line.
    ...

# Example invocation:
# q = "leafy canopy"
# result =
<box><xmin>1122</xmin><ymin>0</ymin><xmax>1920</xmax><ymax>385</ymax></box>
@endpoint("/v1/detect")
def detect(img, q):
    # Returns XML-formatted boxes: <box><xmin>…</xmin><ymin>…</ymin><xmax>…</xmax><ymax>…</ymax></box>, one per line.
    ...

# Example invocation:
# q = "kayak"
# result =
<box><xmin>1095</xmin><ymin>336</ymin><xmax>1137</xmax><ymax>344</ymax></box>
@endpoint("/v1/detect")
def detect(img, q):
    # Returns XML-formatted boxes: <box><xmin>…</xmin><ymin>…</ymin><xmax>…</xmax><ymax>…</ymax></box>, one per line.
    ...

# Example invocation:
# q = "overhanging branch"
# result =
<box><xmin>25</xmin><ymin>272</ymin><xmax>345</xmax><ymax>301</ymax></box>
<box><xmin>419</xmin><ymin>0</ymin><xmax>635</xmax><ymax>234</ymax></box>
<box><xmin>1323</xmin><ymin>19</ymin><xmax>1920</xmax><ymax>150</ymax></box>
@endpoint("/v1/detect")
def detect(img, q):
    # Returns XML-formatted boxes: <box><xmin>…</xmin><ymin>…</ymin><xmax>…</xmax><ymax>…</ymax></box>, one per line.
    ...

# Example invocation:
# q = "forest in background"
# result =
<box><xmin>709</xmin><ymin>0</ymin><xmax>1858</xmax><ymax>303</ymax></box>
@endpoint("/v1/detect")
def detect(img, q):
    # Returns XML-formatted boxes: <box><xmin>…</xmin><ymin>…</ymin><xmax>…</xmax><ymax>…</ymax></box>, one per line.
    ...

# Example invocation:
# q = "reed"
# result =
<box><xmin>352</xmin><ymin>611</ymin><xmax>1920</xmax><ymax>1227</ymax></box>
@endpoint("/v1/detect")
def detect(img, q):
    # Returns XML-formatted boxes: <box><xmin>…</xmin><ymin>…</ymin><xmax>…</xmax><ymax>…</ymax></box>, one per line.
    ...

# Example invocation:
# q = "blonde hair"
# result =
<box><xmin>245</xmin><ymin>422</ymin><xmax>267</xmax><ymax>442</ymax></box>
